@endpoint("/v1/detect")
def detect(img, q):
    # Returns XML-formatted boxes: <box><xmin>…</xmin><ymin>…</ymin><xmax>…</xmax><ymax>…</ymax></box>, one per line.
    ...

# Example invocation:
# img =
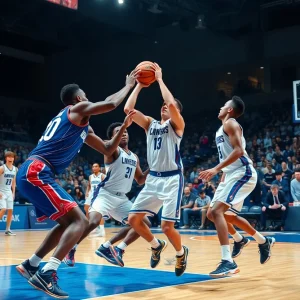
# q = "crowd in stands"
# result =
<box><xmin>2</xmin><ymin>103</ymin><xmax>300</xmax><ymax>230</ymax></box>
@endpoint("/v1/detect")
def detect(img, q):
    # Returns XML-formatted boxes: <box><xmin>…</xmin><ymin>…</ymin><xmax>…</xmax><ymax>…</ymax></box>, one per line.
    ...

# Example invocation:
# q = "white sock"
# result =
<box><xmin>73</xmin><ymin>244</ymin><xmax>78</xmax><ymax>250</ymax></box>
<box><xmin>117</xmin><ymin>241</ymin><xmax>127</xmax><ymax>250</ymax></box>
<box><xmin>29</xmin><ymin>254</ymin><xmax>42</xmax><ymax>267</ymax></box>
<box><xmin>221</xmin><ymin>245</ymin><xmax>233</xmax><ymax>263</ymax></box>
<box><xmin>150</xmin><ymin>238</ymin><xmax>160</xmax><ymax>249</ymax></box>
<box><xmin>252</xmin><ymin>231</ymin><xmax>266</xmax><ymax>244</ymax></box>
<box><xmin>42</xmin><ymin>257</ymin><xmax>61</xmax><ymax>272</ymax></box>
<box><xmin>232</xmin><ymin>232</ymin><xmax>243</xmax><ymax>243</ymax></box>
<box><xmin>100</xmin><ymin>225</ymin><xmax>105</xmax><ymax>230</ymax></box>
<box><xmin>102</xmin><ymin>241</ymin><xmax>112</xmax><ymax>248</ymax></box>
<box><xmin>176</xmin><ymin>247</ymin><xmax>184</xmax><ymax>257</ymax></box>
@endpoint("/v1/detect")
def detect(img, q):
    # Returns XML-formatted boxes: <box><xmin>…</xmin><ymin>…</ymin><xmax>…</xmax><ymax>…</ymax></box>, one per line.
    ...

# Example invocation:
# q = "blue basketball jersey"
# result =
<box><xmin>29</xmin><ymin>106</ymin><xmax>89</xmax><ymax>174</ymax></box>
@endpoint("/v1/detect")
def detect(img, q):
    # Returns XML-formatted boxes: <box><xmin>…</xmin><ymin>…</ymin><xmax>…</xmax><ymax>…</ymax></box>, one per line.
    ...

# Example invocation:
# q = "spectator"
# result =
<box><xmin>179</xmin><ymin>187</ymin><xmax>197</xmax><ymax>226</ymax></box>
<box><xmin>181</xmin><ymin>191</ymin><xmax>210</xmax><ymax>229</ymax></box>
<box><xmin>290</xmin><ymin>168</ymin><xmax>300</xmax><ymax>202</ymax></box>
<box><xmin>262</xmin><ymin>163</ymin><xmax>276</xmax><ymax>195</ymax></box>
<box><xmin>261</xmin><ymin>184</ymin><xmax>288</xmax><ymax>231</ymax></box>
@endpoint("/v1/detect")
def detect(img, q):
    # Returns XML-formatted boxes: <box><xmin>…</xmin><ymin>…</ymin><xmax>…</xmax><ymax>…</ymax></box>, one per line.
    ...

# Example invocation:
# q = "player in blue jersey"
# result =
<box><xmin>15</xmin><ymin>70</ymin><xmax>139</xmax><ymax>299</ymax></box>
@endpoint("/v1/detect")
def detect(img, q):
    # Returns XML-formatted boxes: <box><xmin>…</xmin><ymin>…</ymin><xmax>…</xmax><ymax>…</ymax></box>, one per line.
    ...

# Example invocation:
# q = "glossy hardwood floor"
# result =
<box><xmin>1</xmin><ymin>228</ymin><xmax>299</xmax><ymax>300</ymax></box>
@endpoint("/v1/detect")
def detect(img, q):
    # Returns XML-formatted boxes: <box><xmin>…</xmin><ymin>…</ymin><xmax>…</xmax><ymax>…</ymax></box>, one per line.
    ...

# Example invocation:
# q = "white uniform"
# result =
<box><xmin>89</xmin><ymin>147</ymin><xmax>137</xmax><ymax>224</ymax></box>
<box><xmin>84</xmin><ymin>173</ymin><xmax>104</xmax><ymax>206</ymax></box>
<box><xmin>210</xmin><ymin>119</ymin><xmax>257</xmax><ymax>215</ymax></box>
<box><xmin>0</xmin><ymin>165</ymin><xmax>17</xmax><ymax>210</ymax></box>
<box><xmin>130</xmin><ymin>119</ymin><xmax>184</xmax><ymax>222</ymax></box>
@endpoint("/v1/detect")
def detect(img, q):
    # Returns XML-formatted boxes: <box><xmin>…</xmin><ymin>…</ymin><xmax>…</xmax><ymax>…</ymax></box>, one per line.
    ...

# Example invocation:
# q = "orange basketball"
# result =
<box><xmin>135</xmin><ymin>61</ymin><xmax>156</xmax><ymax>86</ymax></box>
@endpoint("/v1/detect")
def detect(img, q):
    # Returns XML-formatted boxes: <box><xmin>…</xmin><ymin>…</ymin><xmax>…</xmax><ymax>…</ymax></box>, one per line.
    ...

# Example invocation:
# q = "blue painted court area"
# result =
<box><xmin>0</xmin><ymin>263</ymin><xmax>215</xmax><ymax>300</ymax></box>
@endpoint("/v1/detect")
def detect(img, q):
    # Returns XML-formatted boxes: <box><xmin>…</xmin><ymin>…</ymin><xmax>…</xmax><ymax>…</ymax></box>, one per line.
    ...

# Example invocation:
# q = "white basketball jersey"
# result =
<box><xmin>102</xmin><ymin>147</ymin><xmax>138</xmax><ymax>193</ymax></box>
<box><xmin>88</xmin><ymin>173</ymin><xmax>103</xmax><ymax>199</ymax></box>
<box><xmin>215</xmin><ymin>118</ymin><xmax>253</xmax><ymax>173</ymax></box>
<box><xmin>0</xmin><ymin>165</ymin><xmax>17</xmax><ymax>193</ymax></box>
<box><xmin>146</xmin><ymin>119</ymin><xmax>183</xmax><ymax>172</ymax></box>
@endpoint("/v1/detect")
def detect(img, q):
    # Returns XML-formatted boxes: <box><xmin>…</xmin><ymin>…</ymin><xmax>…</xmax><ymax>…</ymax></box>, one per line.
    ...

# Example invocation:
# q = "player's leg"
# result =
<box><xmin>199</xmin><ymin>208</ymin><xmax>207</xmax><ymax>229</ymax></box>
<box><xmin>84</xmin><ymin>204</ymin><xmax>90</xmax><ymax>217</ymax></box>
<box><xmin>0</xmin><ymin>195</ymin><xmax>7</xmax><ymax>230</ymax></box>
<box><xmin>5</xmin><ymin>194</ymin><xmax>16</xmax><ymax>235</ymax></box>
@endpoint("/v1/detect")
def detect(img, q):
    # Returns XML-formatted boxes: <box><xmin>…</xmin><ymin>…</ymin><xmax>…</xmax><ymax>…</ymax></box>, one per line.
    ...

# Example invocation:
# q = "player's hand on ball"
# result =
<box><xmin>126</xmin><ymin>70</ymin><xmax>141</xmax><ymax>88</ymax></box>
<box><xmin>153</xmin><ymin>63</ymin><xmax>162</xmax><ymax>81</ymax></box>
<box><xmin>137</xmin><ymin>81</ymin><xmax>150</xmax><ymax>88</ymax></box>
<box><xmin>199</xmin><ymin>168</ymin><xmax>218</xmax><ymax>181</ymax></box>
<box><xmin>123</xmin><ymin>110</ymin><xmax>136</xmax><ymax>128</ymax></box>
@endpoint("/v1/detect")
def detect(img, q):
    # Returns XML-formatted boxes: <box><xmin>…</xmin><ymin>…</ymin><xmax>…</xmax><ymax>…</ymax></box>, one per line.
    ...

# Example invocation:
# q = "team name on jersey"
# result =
<box><xmin>4</xmin><ymin>174</ymin><xmax>15</xmax><ymax>179</ymax></box>
<box><xmin>216</xmin><ymin>135</ymin><xmax>225</xmax><ymax>145</ymax></box>
<box><xmin>121</xmin><ymin>157</ymin><xmax>137</xmax><ymax>167</ymax></box>
<box><xmin>91</xmin><ymin>180</ymin><xmax>100</xmax><ymax>184</ymax></box>
<box><xmin>149</xmin><ymin>126</ymin><xmax>169</xmax><ymax>135</ymax></box>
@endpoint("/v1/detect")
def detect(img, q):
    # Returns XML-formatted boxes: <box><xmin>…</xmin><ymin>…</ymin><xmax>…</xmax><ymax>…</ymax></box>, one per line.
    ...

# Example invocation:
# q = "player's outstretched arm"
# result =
<box><xmin>199</xmin><ymin>119</ymin><xmax>244</xmax><ymax>181</ymax></box>
<box><xmin>124</xmin><ymin>83</ymin><xmax>153</xmax><ymax>131</ymax></box>
<box><xmin>133</xmin><ymin>155</ymin><xmax>150</xmax><ymax>185</ymax></box>
<box><xmin>85</xmin><ymin>111</ymin><xmax>136</xmax><ymax>156</ymax></box>
<box><xmin>71</xmin><ymin>70</ymin><xmax>140</xmax><ymax>117</ymax></box>
<box><xmin>154</xmin><ymin>63</ymin><xmax>185</xmax><ymax>134</ymax></box>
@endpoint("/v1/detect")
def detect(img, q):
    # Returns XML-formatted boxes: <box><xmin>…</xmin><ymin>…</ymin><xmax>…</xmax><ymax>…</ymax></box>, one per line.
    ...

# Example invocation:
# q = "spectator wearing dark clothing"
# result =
<box><xmin>261</xmin><ymin>185</ymin><xmax>288</xmax><ymax>231</ymax></box>
<box><xmin>179</xmin><ymin>187</ymin><xmax>197</xmax><ymax>226</ymax></box>
<box><xmin>272</xmin><ymin>171</ymin><xmax>291</xmax><ymax>202</ymax></box>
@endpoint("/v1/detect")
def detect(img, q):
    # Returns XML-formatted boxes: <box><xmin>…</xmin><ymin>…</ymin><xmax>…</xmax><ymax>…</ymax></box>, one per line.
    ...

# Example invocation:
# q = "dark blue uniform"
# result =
<box><xmin>17</xmin><ymin>106</ymin><xmax>89</xmax><ymax>221</ymax></box>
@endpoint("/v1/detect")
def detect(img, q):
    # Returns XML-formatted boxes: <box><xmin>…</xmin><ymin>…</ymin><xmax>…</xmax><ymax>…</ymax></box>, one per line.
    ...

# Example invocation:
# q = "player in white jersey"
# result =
<box><xmin>64</xmin><ymin>122</ymin><xmax>150</xmax><ymax>267</ymax></box>
<box><xmin>84</xmin><ymin>163</ymin><xmax>106</xmax><ymax>236</ymax></box>
<box><xmin>200</xmin><ymin>96</ymin><xmax>275</xmax><ymax>277</ymax></box>
<box><xmin>125</xmin><ymin>63</ymin><xmax>188</xmax><ymax>277</ymax></box>
<box><xmin>0</xmin><ymin>151</ymin><xmax>18</xmax><ymax>236</ymax></box>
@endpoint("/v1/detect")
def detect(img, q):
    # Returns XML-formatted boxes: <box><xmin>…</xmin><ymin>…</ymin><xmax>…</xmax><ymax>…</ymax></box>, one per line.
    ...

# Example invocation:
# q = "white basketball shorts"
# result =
<box><xmin>210</xmin><ymin>164</ymin><xmax>257</xmax><ymax>215</ymax></box>
<box><xmin>0</xmin><ymin>191</ymin><xmax>14</xmax><ymax>210</ymax></box>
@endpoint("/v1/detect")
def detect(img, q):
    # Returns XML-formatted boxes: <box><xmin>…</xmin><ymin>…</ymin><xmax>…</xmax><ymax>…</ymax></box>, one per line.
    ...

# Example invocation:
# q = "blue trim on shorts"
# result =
<box><xmin>161</xmin><ymin>216</ymin><xmax>180</xmax><ymax>222</ymax></box>
<box><xmin>91</xmin><ymin>170</ymin><xmax>111</xmax><ymax>204</ymax></box>
<box><xmin>226</xmin><ymin>165</ymin><xmax>252</xmax><ymax>203</ymax></box>
<box><xmin>129</xmin><ymin>209</ymin><xmax>155</xmax><ymax>216</ymax></box>
<box><xmin>149</xmin><ymin>170</ymin><xmax>181</xmax><ymax>177</ymax></box>
<box><xmin>175</xmin><ymin>172</ymin><xmax>184</xmax><ymax>218</ymax></box>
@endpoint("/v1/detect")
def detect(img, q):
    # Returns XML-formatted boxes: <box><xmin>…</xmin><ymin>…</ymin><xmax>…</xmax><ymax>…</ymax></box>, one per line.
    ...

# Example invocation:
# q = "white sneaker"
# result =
<box><xmin>5</xmin><ymin>230</ymin><xmax>16</xmax><ymax>236</ymax></box>
<box><xmin>96</xmin><ymin>228</ymin><xmax>106</xmax><ymax>237</ymax></box>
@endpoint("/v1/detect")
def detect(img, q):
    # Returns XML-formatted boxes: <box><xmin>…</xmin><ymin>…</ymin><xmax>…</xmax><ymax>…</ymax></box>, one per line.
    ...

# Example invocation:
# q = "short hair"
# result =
<box><xmin>92</xmin><ymin>162</ymin><xmax>100</xmax><ymax>167</ymax></box>
<box><xmin>174</xmin><ymin>98</ymin><xmax>183</xmax><ymax>113</ymax></box>
<box><xmin>199</xmin><ymin>190</ymin><xmax>206</xmax><ymax>195</ymax></box>
<box><xmin>107</xmin><ymin>122</ymin><xmax>123</xmax><ymax>139</ymax></box>
<box><xmin>271</xmin><ymin>184</ymin><xmax>279</xmax><ymax>190</ymax></box>
<box><xmin>275</xmin><ymin>171</ymin><xmax>283</xmax><ymax>176</ymax></box>
<box><xmin>231</xmin><ymin>95</ymin><xmax>245</xmax><ymax>118</ymax></box>
<box><xmin>294</xmin><ymin>168</ymin><xmax>300</xmax><ymax>173</ymax></box>
<box><xmin>60</xmin><ymin>84</ymin><xmax>80</xmax><ymax>106</ymax></box>
<box><xmin>5</xmin><ymin>151</ymin><xmax>15</xmax><ymax>159</ymax></box>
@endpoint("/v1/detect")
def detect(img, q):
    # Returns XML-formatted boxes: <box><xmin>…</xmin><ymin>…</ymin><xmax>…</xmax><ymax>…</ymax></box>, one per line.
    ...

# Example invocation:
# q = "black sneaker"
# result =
<box><xmin>209</xmin><ymin>260</ymin><xmax>239</xmax><ymax>278</ymax></box>
<box><xmin>175</xmin><ymin>245</ymin><xmax>189</xmax><ymax>276</ymax></box>
<box><xmin>110</xmin><ymin>246</ymin><xmax>125</xmax><ymax>267</ymax></box>
<box><xmin>150</xmin><ymin>239</ymin><xmax>168</xmax><ymax>268</ymax></box>
<box><xmin>95</xmin><ymin>245</ymin><xmax>118</xmax><ymax>266</ymax></box>
<box><xmin>28</xmin><ymin>269</ymin><xmax>69</xmax><ymax>299</ymax></box>
<box><xmin>16</xmin><ymin>259</ymin><xmax>39</xmax><ymax>280</ymax></box>
<box><xmin>232</xmin><ymin>237</ymin><xmax>250</xmax><ymax>258</ymax></box>
<box><xmin>258</xmin><ymin>237</ymin><xmax>276</xmax><ymax>264</ymax></box>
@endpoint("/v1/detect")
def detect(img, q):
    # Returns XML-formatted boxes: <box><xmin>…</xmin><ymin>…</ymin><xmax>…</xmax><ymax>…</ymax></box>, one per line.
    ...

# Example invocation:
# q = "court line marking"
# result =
<box><xmin>82</xmin><ymin>276</ymin><xmax>237</xmax><ymax>300</ymax></box>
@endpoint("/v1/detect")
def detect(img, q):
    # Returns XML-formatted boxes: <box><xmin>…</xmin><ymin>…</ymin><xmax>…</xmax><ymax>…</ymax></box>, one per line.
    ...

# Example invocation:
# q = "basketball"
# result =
<box><xmin>135</xmin><ymin>61</ymin><xmax>156</xmax><ymax>86</ymax></box>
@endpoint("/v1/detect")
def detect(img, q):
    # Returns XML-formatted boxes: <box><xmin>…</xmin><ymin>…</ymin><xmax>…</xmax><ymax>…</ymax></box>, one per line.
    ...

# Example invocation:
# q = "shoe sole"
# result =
<box><xmin>261</xmin><ymin>237</ymin><xmax>276</xmax><ymax>265</ymax></box>
<box><xmin>209</xmin><ymin>267</ymin><xmax>240</xmax><ymax>278</ymax></box>
<box><xmin>151</xmin><ymin>240</ymin><xmax>168</xmax><ymax>269</ymax></box>
<box><xmin>232</xmin><ymin>238</ymin><xmax>251</xmax><ymax>259</ymax></box>
<box><xmin>175</xmin><ymin>246</ymin><xmax>189</xmax><ymax>277</ymax></box>
<box><xmin>16</xmin><ymin>264</ymin><xmax>32</xmax><ymax>280</ymax></box>
<box><xmin>95</xmin><ymin>249</ymin><xmax>119</xmax><ymax>266</ymax></box>
<box><xmin>28</xmin><ymin>276</ymin><xmax>69</xmax><ymax>299</ymax></box>
<box><xmin>109</xmin><ymin>247</ymin><xmax>124</xmax><ymax>267</ymax></box>
<box><xmin>62</xmin><ymin>258</ymin><xmax>74</xmax><ymax>267</ymax></box>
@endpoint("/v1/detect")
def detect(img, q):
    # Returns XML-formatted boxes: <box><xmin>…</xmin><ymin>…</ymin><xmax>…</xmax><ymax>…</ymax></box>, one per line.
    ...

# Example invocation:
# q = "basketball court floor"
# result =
<box><xmin>1</xmin><ymin>228</ymin><xmax>299</xmax><ymax>300</ymax></box>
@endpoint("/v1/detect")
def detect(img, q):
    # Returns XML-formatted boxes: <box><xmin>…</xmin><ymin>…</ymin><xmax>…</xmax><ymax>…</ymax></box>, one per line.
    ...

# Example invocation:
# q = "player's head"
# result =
<box><xmin>5</xmin><ymin>151</ymin><xmax>15</xmax><ymax>163</ymax></box>
<box><xmin>92</xmin><ymin>163</ymin><xmax>100</xmax><ymax>174</ymax></box>
<box><xmin>218</xmin><ymin>96</ymin><xmax>245</xmax><ymax>120</ymax></box>
<box><xmin>60</xmin><ymin>84</ymin><xmax>88</xmax><ymax>106</ymax></box>
<box><xmin>161</xmin><ymin>98</ymin><xmax>183</xmax><ymax>120</ymax></box>
<box><xmin>107</xmin><ymin>122</ymin><xmax>129</xmax><ymax>148</ymax></box>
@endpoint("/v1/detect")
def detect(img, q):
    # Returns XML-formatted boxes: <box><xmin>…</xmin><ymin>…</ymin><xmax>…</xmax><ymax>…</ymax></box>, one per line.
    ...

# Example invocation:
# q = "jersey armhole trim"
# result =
<box><xmin>169</xmin><ymin>120</ymin><xmax>183</xmax><ymax>139</ymax></box>
<box><xmin>105</xmin><ymin>147</ymin><xmax>121</xmax><ymax>166</ymax></box>
<box><xmin>67</xmin><ymin>107</ymin><xmax>89</xmax><ymax>128</ymax></box>
<box><xmin>147</xmin><ymin>120</ymin><xmax>157</xmax><ymax>133</ymax></box>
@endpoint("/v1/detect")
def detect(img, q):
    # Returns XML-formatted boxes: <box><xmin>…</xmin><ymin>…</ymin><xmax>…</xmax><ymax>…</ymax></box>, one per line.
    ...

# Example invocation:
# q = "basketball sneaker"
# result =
<box><xmin>28</xmin><ymin>269</ymin><xmax>68</xmax><ymax>299</ymax></box>
<box><xmin>16</xmin><ymin>259</ymin><xmax>39</xmax><ymax>280</ymax></box>
<box><xmin>150</xmin><ymin>239</ymin><xmax>168</xmax><ymax>268</ymax></box>
<box><xmin>110</xmin><ymin>246</ymin><xmax>125</xmax><ymax>267</ymax></box>
<box><xmin>95</xmin><ymin>245</ymin><xmax>118</xmax><ymax>265</ymax></box>
<box><xmin>232</xmin><ymin>236</ymin><xmax>250</xmax><ymax>258</ymax></box>
<box><xmin>175</xmin><ymin>245</ymin><xmax>189</xmax><ymax>276</ymax></box>
<box><xmin>258</xmin><ymin>236</ymin><xmax>276</xmax><ymax>264</ymax></box>
<box><xmin>5</xmin><ymin>230</ymin><xmax>16</xmax><ymax>236</ymax></box>
<box><xmin>63</xmin><ymin>248</ymin><xmax>76</xmax><ymax>267</ymax></box>
<box><xmin>209</xmin><ymin>260</ymin><xmax>239</xmax><ymax>278</ymax></box>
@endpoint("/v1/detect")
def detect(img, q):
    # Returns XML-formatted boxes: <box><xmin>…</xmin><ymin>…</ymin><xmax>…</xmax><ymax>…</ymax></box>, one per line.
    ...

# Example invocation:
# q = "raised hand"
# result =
<box><xmin>126</xmin><ymin>70</ymin><xmax>141</xmax><ymax>88</ymax></box>
<box><xmin>123</xmin><ymin>110</ymin><xmax>136</xmax><ymax>128</ymax></box>
<box><xmin>153</xmin><ymin>63</ymin><xmax>162</xmax><ymax>81</ymax></box>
